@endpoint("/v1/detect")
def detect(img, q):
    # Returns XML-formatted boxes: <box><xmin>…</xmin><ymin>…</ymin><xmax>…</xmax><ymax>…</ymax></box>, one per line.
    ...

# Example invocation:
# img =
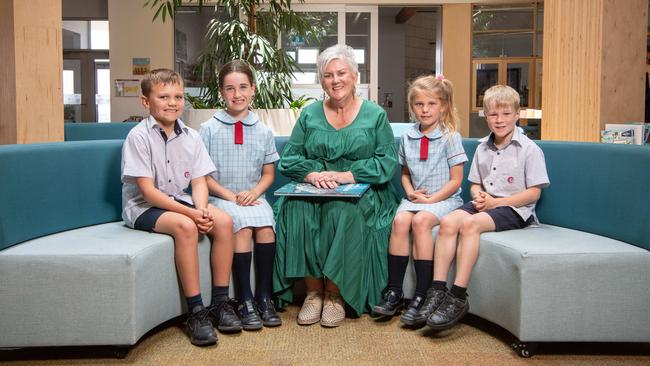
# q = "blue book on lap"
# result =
<box><xmin>274</xmin><ymin>182</ymin><xmax>370</xmax><ymax>198</ymax></box>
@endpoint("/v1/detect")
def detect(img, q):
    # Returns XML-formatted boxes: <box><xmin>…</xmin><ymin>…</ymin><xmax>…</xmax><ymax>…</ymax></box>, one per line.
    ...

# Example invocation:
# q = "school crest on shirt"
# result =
<box><xmin>184</xmin><ymin>171</ymin><xmax>190</xmax><ymax>178</ymax></box>
<box><xmin>507</xmin><ymin>176</ymin><xmax>514</xmax><ymax>184</ymax></box>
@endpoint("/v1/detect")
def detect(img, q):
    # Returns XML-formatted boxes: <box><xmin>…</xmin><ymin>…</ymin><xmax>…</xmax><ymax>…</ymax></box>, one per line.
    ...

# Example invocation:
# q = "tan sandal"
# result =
<box><xmin>320</xmin><ymin>292</ymin><xmax>345</xmax><ymax>327</ymax></box>
<box><xmin>297</xmin><ymin>290</ymin><xmax>323</xmax><ymax>325</ymax></box>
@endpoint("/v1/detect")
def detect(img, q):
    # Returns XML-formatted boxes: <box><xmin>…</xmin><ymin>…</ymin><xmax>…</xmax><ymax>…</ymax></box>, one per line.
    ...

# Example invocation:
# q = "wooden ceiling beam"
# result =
<box><xmin>395</xmin><ymin>7</ymin><xmax>417</xmax><ymax>24</ymax></box>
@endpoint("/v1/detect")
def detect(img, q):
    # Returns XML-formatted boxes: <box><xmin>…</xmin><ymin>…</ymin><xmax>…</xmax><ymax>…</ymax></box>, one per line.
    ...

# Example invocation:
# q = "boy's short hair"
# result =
<box><xmin>482</xmin><ymin>85</ymin><xmax>520</xmax><ymax>112</ymax></box>
<box><xmin>141</xmin><ymin>69</ymin><xmax>183</xmax><ymax>97</ymax></box>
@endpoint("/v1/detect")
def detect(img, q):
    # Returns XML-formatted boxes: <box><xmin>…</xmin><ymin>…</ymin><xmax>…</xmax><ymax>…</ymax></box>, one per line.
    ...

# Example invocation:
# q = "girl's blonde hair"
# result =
<box><xmin>407</xmin><ymin>75</ymin><xmax>459</xmax><ymax>134</ymax></box>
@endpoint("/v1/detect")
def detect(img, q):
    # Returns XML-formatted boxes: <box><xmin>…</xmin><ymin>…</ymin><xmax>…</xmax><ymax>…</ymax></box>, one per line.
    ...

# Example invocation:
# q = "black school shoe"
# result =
<box><xmin>186</xmin><ymin>305</ymin><xmax>218</xmax><ymax>347</ymax></box>
<box><xmin>257</xmin><ymin>298</ymin><xmax>282</xmax><ymax>327</ymax></box>
<box><xmin>425</xmin><ymin>293</ymin><xmax>469</xmax><ymax>331</ymax></box>
<box><xmin>399</xmin><ymin>295</ymin><xmax>425</xmax><ymax>326</ymax></box>
<box><xmin>237</xmin><ymin>299</ymin><xmax>264</xmax><ymax>331</ymax></box>
<box><xmin>372</xmin><ymin>289</ymin><xmax>404</xmax><ymax>316</ymax></box>
<box><xmin>401</xmin><ymin>288</ymin><xmax>447</xmax><ymax>326</ymax></box>
<box><xmin>208</xmin><ymin>297</ymin><xmax>243</xmax><ymax>333</ymax></box>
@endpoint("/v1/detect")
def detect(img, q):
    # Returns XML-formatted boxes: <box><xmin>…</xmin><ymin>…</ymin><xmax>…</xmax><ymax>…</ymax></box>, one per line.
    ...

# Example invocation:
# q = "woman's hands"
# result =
<box><xmin>305</xmin><ymin>171</ymin><xmax>355</xmax><ymax>189</ymax></box>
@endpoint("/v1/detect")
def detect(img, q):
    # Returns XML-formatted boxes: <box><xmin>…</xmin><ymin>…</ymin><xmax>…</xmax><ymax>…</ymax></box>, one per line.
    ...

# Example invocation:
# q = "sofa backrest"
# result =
<box><xmin>0</xmin><ymin>141</ymin><xmax>123</xmax><ymax>250</ymax></box>
<box><xmin>1</xmin><ymin>136</ymin><xmax>648</xmax><ymax>252</ymax></box>
<box><xmin>65</xmin><ymin>122</ymin><xmax>137</xmax><ymax>141</ymax></box>
<box><xmin>534</xmin><ymin>141</ymin><xmax>650</xmax><ymax>251</ymax></box>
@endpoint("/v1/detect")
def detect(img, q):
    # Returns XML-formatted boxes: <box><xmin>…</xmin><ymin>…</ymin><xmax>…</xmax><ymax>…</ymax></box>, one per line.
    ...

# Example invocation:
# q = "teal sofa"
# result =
<box><xmin>64</xmin><ymin>122</ymin><xmax>138</xmax><ymax>141</ymax></box>
<box><xmin>1</xmin><ymin>131</ymin><xmax>648</xmax><ymax>357</ymax></box>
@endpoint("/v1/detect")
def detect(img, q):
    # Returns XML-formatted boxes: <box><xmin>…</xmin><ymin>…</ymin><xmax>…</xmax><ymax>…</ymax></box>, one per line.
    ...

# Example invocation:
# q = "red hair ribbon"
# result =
<box><xmin>436</xmin><ymin>74</ymin><xmax>445</xmax><ymax>81</ymax></box>
<box><xmin>234</xmin><ymin>121</ymin><xmax>243</xmax><ymax>145</ymax></box>
<box><xmin>420</xmin><ymin>136</ymin><xmax>429</xmax><ymax>160</ymax></box>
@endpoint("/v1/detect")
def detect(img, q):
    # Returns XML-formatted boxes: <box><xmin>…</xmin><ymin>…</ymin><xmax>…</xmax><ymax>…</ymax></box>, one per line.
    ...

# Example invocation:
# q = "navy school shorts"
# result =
<box><xmin>134</xmin><ymin>199</ymin><xmax>195</xmax><ymax>232</ymax></box>
<box><xmin>456</xmin><ymin>201</ymin><xmax>534</xmax><ymax>232</ymax></box>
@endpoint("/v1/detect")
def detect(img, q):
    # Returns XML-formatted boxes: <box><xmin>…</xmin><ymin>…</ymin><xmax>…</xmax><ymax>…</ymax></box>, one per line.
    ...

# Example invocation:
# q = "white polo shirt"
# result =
<box><xmin>468</xmin><ymin>128</ymin><xmax>550</xmax><ymax>222</ymax></box>
<box><xmin>121</xmin><ymin>116</ymin><xmax>216</xmax><ymax>228</ymax></box>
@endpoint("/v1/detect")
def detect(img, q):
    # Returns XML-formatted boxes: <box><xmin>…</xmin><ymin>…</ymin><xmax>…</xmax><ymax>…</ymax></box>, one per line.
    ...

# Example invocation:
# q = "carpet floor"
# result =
<box><xmin>2</xmin><ymin>305</ymin><xmax>649</xmax><ymax>365</ymax></box>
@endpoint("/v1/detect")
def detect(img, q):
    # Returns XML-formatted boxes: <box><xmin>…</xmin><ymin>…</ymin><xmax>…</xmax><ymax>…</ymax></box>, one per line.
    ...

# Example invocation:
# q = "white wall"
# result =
<box><xmin>108</xmin><ymin>0</ymin><xmax>173</xmax><ymax>122</ymax></box>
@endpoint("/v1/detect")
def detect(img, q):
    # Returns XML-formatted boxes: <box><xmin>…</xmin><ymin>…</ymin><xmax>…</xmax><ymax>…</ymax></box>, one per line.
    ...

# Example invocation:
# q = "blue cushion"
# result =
<box><xmin>535</xmin><ymin>141</ymin><xmax>650</xmax><ymax>251</ymax></box>
<box><xmin>0</xmin><ymin>141</ymin><xmax>123</xmax><ymax>250</ymax></box>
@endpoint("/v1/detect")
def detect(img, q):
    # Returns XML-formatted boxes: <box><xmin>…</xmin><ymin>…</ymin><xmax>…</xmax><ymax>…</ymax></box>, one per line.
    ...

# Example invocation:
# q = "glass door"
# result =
<box><xmin>63</xmin><ymin>51</ymin><xmax>110</xmax><ymax>122</ymax></box>
<box><xmin>472</xmin><ymin>58</ymin><xmax>535</xmax><ymax>111</ymax></box>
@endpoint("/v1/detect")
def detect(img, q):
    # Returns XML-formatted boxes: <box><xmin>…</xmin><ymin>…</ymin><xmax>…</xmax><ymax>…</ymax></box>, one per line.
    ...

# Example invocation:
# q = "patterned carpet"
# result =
<box><xmin>2</xmin><ymin>305</ymin><xmax>649</xmax><ymax>365</ymax></box>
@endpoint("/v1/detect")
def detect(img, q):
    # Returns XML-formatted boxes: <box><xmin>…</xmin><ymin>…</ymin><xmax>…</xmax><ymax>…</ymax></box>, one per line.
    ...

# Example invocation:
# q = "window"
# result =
<box><xmin>470</xmin><ymin>2</ymin><xmax>543</xmax><ymax>139</ymax></box>
<box><xmin>62</xmin><ymin>20</ymin><xmax>109</xmax><ymax>50</ymax></box>
<box><xmin>282</xmin><ymin>5</ymin><xmax>378</xmax><ymax>101</ymax></box>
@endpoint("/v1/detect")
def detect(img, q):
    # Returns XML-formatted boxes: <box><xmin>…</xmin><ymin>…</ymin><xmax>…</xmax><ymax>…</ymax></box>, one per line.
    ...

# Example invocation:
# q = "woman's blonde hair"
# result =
<box><xmin>407</xmin><ymin>75</ymin><xmax>459</xmax><ymax>134</ymax></box>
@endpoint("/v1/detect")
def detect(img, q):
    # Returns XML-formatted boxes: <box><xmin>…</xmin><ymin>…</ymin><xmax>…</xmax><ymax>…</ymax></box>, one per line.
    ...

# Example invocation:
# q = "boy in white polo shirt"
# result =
<box><xmin>424</xmin><ymin>85</ymin><xmax>549</xmax><ymax>332</ymax></box>
<box><xmin>121</xmin><ymin>69</ymin><xmax>240</xmax><ymax>347</ymax></box>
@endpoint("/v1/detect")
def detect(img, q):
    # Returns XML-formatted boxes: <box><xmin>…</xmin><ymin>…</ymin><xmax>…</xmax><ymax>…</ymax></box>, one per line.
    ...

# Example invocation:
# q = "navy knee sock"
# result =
<box><xmin>413</xmin><ymin>260</ymin><xmax>433</xmax><ymax>298</ymax></box>
<box><xmin>232</xmin><ymin>252</ymin><xmax>253</xmax><ymax>302</ymax></box>
<box><xmin>387</xmin><ymin>254</ymin><xmax>409</xmax><ymax>293</ymax></box>
<box><xmin>254</xmin><ymin>242</ymin><xmax>275</xmax><ymax>302</ymax></box>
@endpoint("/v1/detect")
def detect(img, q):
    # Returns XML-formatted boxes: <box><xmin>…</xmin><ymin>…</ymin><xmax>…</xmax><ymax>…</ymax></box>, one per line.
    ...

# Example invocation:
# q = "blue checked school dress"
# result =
<box><xmin>199</xmin><ymin>110</ymin><xmax>280</xmax><ymax>232</ymax></box>
<box><xmin>396</xmin><ymin>123</ymin><xmax>468</xmax><ymax>218</ymax></box>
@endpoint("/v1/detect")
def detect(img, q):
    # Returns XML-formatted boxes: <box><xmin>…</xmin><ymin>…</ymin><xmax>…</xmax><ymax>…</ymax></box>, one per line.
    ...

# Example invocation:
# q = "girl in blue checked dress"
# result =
<box><xmin>199</xmin><ymin>60</ymin><xmax>281</xmax><ymax>330</ymax></box>
<box><xmin>372</xmin><ymin>75</ymin><xmax>468</xmax><ymax>327</ymax></box>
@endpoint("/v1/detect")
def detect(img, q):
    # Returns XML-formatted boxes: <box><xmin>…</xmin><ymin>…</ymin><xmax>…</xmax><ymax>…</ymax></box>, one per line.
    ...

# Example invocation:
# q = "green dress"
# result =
<box><xmin>273</xmin><ymin>100</ymin><xmax>399</xmax><ymax>315</ymax></box>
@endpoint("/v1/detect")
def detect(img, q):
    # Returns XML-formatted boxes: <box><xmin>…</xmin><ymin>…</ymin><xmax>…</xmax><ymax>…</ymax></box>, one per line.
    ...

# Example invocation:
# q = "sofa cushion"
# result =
<box><xmin>0</xmin><ymin>222</ymin><xmax>215</xmax><ymax>347</ymax></box>
<box><xmin>0</xmin><ymin>141</ymin><xmax>124</xmax><ymax>250</ymax></box>
<box><xmin>534</xmin><ymin>141</ymin><xmax>650</xmax><ymax>251</ymax></box>
<box><xmin>467</xmin><ymin>224</ymin><xmax>650</xmax><ymax>342</ymax></box>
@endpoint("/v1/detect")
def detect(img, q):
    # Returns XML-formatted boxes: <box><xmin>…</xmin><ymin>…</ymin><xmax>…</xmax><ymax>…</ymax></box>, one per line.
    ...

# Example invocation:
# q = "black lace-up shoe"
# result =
<box><xmin>237</xmin><ymin>299</ymin><xmax>263</xmax><ymax>330</ymax></box>
<box><xmin>402</xmin><ymin>288</ymin><xmax>447</xmax><ymax>326</ymax></box>
<box><xmin>208</xmin><ymin>297</ymin><xmax>243</xmax><ymax>333</ymax></box>
<box><xmin>186</xmin><ymin>305</ymin><xmax>218</xmax><ymax>347</ymax></box>
<box><xmin>417</xmin><ymin>288</ymin><xmax>447</xmax><ymax>322</ymax></box>
<box><xmin>399</xmin><ymin>295</ymin><xmax>425</xmax><ymax>326</ymax></box>
<box><xmin>372</xmin><ymin>289</ymin><xmax>404</xmax><ymax>316</ymax></box>
<box><xmin>426</xmin><ymin>293</ymin><xmax>469</xmax><ymax>331</ymax></box>
<box><xmin>257</xmin><ymin>298</ymin><xmax>282</xmax><ymax>327</ymax></box>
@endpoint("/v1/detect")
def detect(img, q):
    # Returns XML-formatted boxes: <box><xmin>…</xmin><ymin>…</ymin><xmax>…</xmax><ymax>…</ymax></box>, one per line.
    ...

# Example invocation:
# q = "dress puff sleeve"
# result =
<box><xmin>349</xmin><ymin>110</ymin><xmax>398</xmax><ymax>184</ymax></box>
<box><xmin>278</xmin><ymin>113</ymin><xmax>325</xmax><ymax>182</ymax></box>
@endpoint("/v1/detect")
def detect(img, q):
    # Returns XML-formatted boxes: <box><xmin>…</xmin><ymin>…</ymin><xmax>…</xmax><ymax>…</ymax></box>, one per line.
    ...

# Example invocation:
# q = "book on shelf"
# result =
<box><xmin>601</xmin><ymin>129</ymin><xmax>635</xmax><ymax>144</ymax></box>
<box><xmin>274</xmin><ymin>182</ymin><xmax>370</xmax><ymax>198</ymax></box>
<box><xmin>603</xmin><ymin>123</ymin><xmax>649</xmax><ymax>145</ymax></box>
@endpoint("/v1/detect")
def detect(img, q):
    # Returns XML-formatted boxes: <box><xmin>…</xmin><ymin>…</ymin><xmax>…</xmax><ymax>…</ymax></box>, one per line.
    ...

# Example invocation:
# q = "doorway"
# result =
<box><xmin>378</xmin><ymin>6</ymin><xmax>441</xmax><ymax>123</ymax></box>
<box><xmin>63</xmin><ymin>51</ymin><xmax>110</xmax><ymax>122</ymax></box>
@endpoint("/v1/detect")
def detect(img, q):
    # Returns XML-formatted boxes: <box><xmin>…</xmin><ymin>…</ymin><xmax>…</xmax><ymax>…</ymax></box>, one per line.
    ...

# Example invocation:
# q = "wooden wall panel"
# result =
<box><xmin>0</xmin><ymin>0</ymin><xmax>63</xmax><ymax>144</ymax></box>
<box><xmin>542</xmin><ymin>0</ymin><xmax>603</xmax><ymax>142</ymax></box>
<box><xmin>599</xmin><ymin>0</ymin><xmax>646</xmax><ymax>126</ymax></box>
<box><xmin>442</xmin><ymin>4</ymin><xmax>472</xmax><ymax>137</ymax></box>
<box><xmin>0</xmin><ymin>1</ymin><xmax>18</xmax><ymax>145</ymax></box>
<box><xmin>542</xmin><ymin>0</ymin><xmax>646</xmax><ymax>142</ymax></box>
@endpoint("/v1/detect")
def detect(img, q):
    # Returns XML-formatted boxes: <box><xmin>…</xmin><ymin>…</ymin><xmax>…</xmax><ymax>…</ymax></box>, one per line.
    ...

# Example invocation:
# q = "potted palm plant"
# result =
<box><xmin>144</xmin><ymin>0</ymin><xmax>325</xmax><ymax>134</ymax></box>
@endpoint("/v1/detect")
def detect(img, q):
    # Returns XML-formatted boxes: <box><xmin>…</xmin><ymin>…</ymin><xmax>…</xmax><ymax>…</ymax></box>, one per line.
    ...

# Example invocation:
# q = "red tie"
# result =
<box><xmin>234</xmin><ymin>121</ymin><xmax>243</xmax><ymax>145</ymax></box>
<box><xmin>420</xmin><ymin>136</ymin><xmax>429</xmax><ymax>160</ymax></box>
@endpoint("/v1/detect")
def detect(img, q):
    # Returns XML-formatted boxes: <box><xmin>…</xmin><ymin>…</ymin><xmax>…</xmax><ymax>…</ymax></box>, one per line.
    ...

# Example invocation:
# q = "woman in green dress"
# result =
<box><xmin>273</xmin><ymin>44</ymin><xmax>399</xmax><ymax>327</ymax></box>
